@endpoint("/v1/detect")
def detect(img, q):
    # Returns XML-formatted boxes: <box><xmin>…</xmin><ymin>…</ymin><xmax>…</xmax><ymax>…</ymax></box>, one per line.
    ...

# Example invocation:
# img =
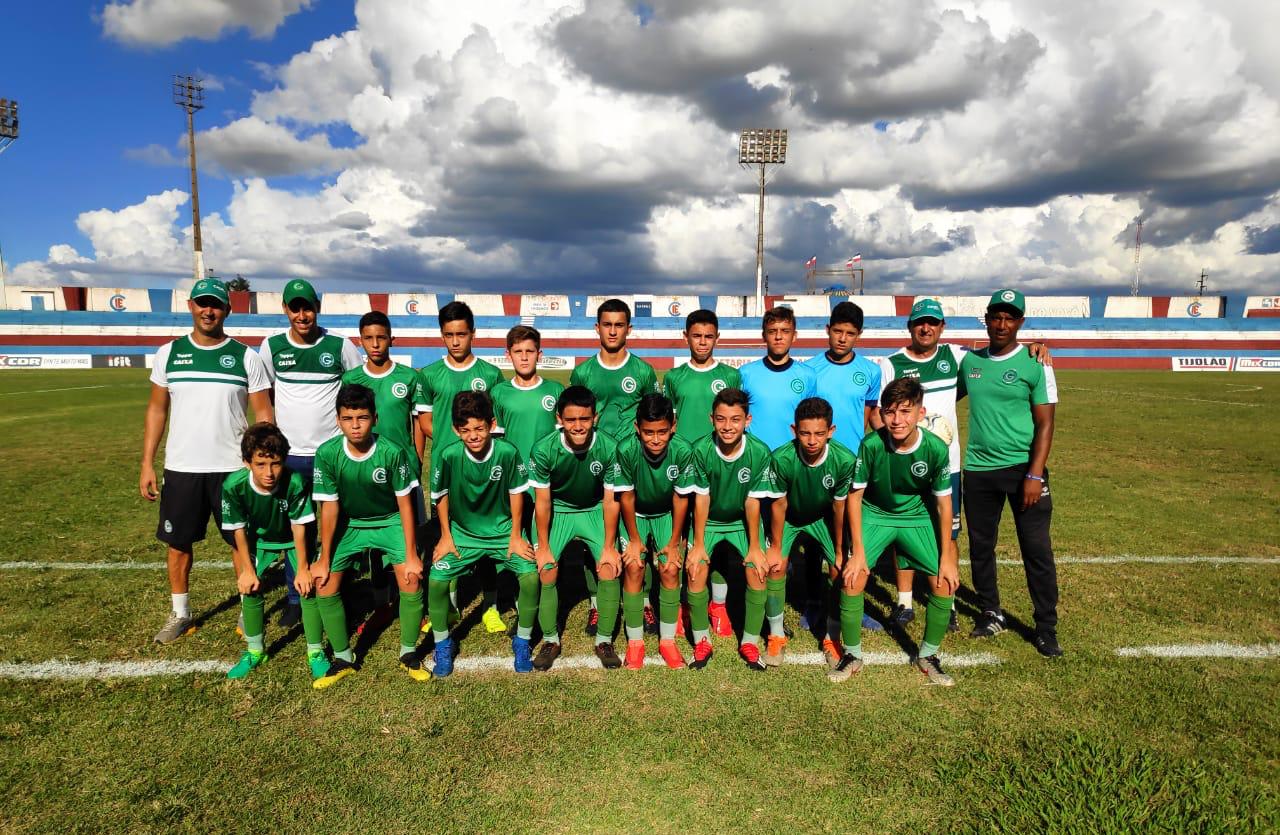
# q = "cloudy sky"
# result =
<box><xmin>3</xmin><ymin>0</ymin><xmax>1279</xmax><ymax>295</ymax></box>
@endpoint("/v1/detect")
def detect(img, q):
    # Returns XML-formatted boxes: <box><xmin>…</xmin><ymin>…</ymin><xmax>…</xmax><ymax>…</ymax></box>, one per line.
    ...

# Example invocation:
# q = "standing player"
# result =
<box><xmin>840</xmin><ymin>378</ymin><xmax>959</xmax><ymax>686</ymax></box>
<box><xmin>140</xmin><ymin>277</ymin><xmax>273</xmax><ymax>643</ymax></box>
<box><xmin>311</xmin><ymin>384</ymin><xmax>426</xmax><ymax>687</ymax></box>
<box><xmin>739</xmin><ymin>306</ymin><xmax>817</xmax><ymax>451</ymax></box>
<box><xmin>416</xmin><ymin>301</ymin><xmax>506</xmax><ymax>633</ymax></box>
<box><xmin>612</xmin><ymin>393</ymin><xmax>696</xmax><ymax>669</ymax></box>
<box><xmin>527</xmin><ymin>386</ymin><xmax>624</xmax><ymax>671</ymax></box>
<box><xmin>662</xmin><ymin>309</ymin><xmax>741</xmax><ymax>444</ymax></box>
<box><xmin>492</xmin><ymin>325</ymin><xmax>565</xmax><ymax>464</ymax></box>
<box><xmin>259</xmin><ymin>279</ymin><xmax>361</xmax><ymax>627</ymax></box>
<box><xmin>428</xmin><ymin>392</ymin><xmax>536</xmax><ymax>675</ymax></box>
<box><xmin>684</xmin><ymin>388</ymin><xmax>777</xmax><ymax>670</ymax></box>
<box><xmin>766</xmin><ymin>398</ymin><xmax>857</xmax><ymax>669</ymax></box>
<box><xmin>221</xmin><ymin>423</ymin><xmax>326</xmax><ymax>681</ymax></box>
<box><xmin>960</xmin><ymin>289</ymin><xmax>1061</xmax><ymax>657</ymax></box>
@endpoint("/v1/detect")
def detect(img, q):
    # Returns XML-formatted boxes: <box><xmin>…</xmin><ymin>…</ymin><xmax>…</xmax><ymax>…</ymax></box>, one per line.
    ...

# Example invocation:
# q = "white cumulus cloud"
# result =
<box><xmin>101</xmin><ymin>0</ymin><xmax>314</xmax><ymax>46</ymax></box>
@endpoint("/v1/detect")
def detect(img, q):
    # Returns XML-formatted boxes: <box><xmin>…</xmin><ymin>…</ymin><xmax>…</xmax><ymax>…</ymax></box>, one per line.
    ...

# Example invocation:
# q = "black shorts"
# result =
<box><xmin>156</xmin><ymin>470</ymin><xmax>235</xmax><ymax>548</ymax></box>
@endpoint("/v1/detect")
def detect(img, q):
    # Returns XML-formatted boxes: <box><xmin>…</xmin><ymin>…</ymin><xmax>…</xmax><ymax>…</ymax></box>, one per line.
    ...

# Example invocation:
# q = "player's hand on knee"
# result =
<box><xmin>236</xmin><ymin>569</ymin><xmax>259</xmax><ymax>596</ymax></box>
<box><xmin>293</xmin><ymin>566</ymin><xmax>314</xmax><ymax>596</ymax></box>
<box><xmin>404</xmin><ymin>557</ymin><xmax>424</xmax><ymax>584</ymax></box>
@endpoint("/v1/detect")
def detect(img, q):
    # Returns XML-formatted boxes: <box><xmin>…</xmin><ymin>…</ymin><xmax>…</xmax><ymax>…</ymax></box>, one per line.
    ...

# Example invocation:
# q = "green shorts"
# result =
<box><xmin>781</xmin><ymin>519</ymin><xmax>836</xmax><ymax>566</ymax></box>
<box><xmin>430</xmin><ymin>530</ymin><xmax>537</xmax><ymax>580</ymax></box>
<box><xmin>620</xmin><ymin>513</ymin><xmax>676</xmax><ymax>564</ymax></box>
<box><xmin>535</xmin><ymin>505</ymin><xmax>606</xmax><ymax>566</ymax></box>
<box><xmin>252</xmin><ymin>542</ymin><xmax>300</xmax><ymax>575</ymax></box>
<box><xmin>862</xmin><ymin>518</ymin><xmax>939</xmax><ymax>575</ymax></box>
<box><xmin>696</xmin><ymin>519</ymin><xmax>766</xmax><ymax>570</ymax></box>
<box><xmin>331</xmin><ymin>521</ymin><xmax>407</xmax><ymax>574</ymax></box>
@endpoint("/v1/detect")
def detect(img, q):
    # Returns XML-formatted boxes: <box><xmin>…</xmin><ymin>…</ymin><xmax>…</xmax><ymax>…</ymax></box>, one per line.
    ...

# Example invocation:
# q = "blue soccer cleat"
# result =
<box><xmin>433</xmin><ymin>637</ymin><xmax>456</xmax><ymax>677</ymax></box>
<box><xmin>512</xmin><ymin>636</ymin><xmax>533</xmax><ymax>673</ymax></box>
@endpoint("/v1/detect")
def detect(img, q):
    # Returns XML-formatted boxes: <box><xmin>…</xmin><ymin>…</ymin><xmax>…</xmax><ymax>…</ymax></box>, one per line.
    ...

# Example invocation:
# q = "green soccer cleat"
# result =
<box><xmin>313</xmin><ymin>658</ymin><xmax>356</xmax><ymax>690</ymax></box>
<box><xmin>226</xmin><ymin>650</ymin><xmax>266</xmax><ymax>680</ymax></box>
<box><xmin>481</xmin><ymin>605</ymin><xmax>507</xmax><ymax>634</ymax></box>
<box><xmin>307</xmin><ymin>651</ymin><xmax>330</xmax><ymax>681</ymax></box>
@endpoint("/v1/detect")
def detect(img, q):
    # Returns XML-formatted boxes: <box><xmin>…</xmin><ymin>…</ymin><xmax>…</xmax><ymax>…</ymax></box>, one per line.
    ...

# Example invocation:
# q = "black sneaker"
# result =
<box><xmin>594</xmin><ymin>642</ymin><xmax>622</xmax><ymax>669</ymax></box>
<box><xmin>277</xmin><ymin>602</ymin><xmax>302</xmax><ymax>629</ymax></box>
<box><xmin>890</xmin><ymin>604</ymin><xmax>915</xmax><ymax>627</ymax></box>
<box><xmin>1033</xmin><ymin>633</ymin><xmax>1063</xmax><ymax>658</ymax></box>
<box><xmin>947</xmin><ymin>609</ymin><xmax>960</xmax><ymax>633</ymax></box>
<box><xmin>642</xmin><ymin>606</ymin><xmax>659</xmax><ymax>635</ymax></box>
<box><xmin>969</xmin><ymin>610</ymin><xmax>1006</xmax><ymax>639</ymax></box>
<box><xmin>532</xmin><ymin>641</ymin><xmax>562</xmax><ymax>671</ymax></box>
<box><xmin>584</xmin><ymin>608</ymin><xmax>599</xmax><ymax>637</ymax></box>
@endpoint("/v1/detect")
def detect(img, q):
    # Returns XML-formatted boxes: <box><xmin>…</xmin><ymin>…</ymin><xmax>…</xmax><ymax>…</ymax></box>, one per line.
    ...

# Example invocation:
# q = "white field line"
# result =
<box><xmin>0</xmin><ymin>659</ymin><xmax>226</xmax><ymax>680</ymax></box>
<box><xmin>1114</xmin><ymin>643</ymin><xmax>1280</xmax><ymax>659</ymax></box>
<box><xmin>446</xmin><ymin>650</ymin><xmax>1001</xmax><ymax>673</ymax></box>
<box><xmin>0</xmin><ymin>384</ymin><xmax>111</xmax><ymax>397</ymax></box>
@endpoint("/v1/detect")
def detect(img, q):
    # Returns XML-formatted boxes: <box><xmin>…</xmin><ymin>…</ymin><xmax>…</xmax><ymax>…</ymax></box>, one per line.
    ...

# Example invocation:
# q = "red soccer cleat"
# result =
<box><xmin>739</xmin><ymin>641</ymin><xmax>766</xmax><ymax>671</ymax></box>
<box><xmin>658</xmin><ymin>639</ymin><xmax>686</xmax><ymax>669</ymax></box>
<box><xmin>708</xmin><ymin>602</ymin><xmax>734</xmax><ymax>637</ymax></box>
<box><xmin>624</xmin><ymin>639</ymin><xmax>646</xmax><ymax>670</ymax></box>
<box><xmin>689</xmin><ymin>637</ymin><xmax>714</xmax><ymax>670</ymax></box>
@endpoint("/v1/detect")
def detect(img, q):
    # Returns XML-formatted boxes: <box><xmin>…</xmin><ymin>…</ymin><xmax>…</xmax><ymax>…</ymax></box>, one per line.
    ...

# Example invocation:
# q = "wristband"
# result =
<box><xmin>1024</xmin><ymin>473</ymin><xmax>1045</xmax><ymax>482</ymax></box>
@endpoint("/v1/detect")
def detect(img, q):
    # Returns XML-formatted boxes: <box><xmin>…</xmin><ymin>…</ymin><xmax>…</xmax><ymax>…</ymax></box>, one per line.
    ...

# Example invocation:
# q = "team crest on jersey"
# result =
<box><xmin>319</xmin><ymin>353</ymin><xmax>335</xmax><ymax>368</ymax></box>
<box><xmin>1002</xmin><ymin>370</ymin><xmax>1018</xmax><ymax>383</ymax></box>
<box><xmin>822</xmin><ymin>474</ymin><xmax>835</xmax><ymax>489</ymax></box>
<box><xmin>541</xmin><ymin>395</ymin><xmax>556</xmax><ymax>411</ymax></box>
<box><xmin>666</xmin><ymin>464</ymin><xmax>680</xmax><ymax>480</ymax></box>
<box><xmin>219</xmin><ymin>354</ymin><xmax>235</xmax><ymax>369</ymax></box>
<box><xmin>937</xmin><ymin>360</ymin><xmax>951</xmax><ymax>373</ymax></box>
<box><xmin>789</xmin><ymin>378</ymin><xmax>804</xmax><ymax>394</ymax></box>
<box><xmin>590</xmin><ymin>461</ymin><xmax>604</xmax><ymax>475</ymax></box>
<box><xmin>621</xmin><ymin>376</ymin><xmax>638</xmax><ymax>394</ymax></box>
<box><xmin>372</xmin><ymin>467</ymin><xmax>388</xmax><ymax>484</ymax></box>
<box><xmin>164</xmin><ymin>520</ymin><xmax>173</xmax><ymax>533</ymax></box>
<box><xmin>737</xmin><ymin>467</ymin><xmax>751</xmax><ymax>484</ymax></box>
<box><xmin>852</xmin><ymin>371</ymin><xmax>867</xmax><ymax>386</ymax></box>
<box><xmin>277</xmin><ymin>499</ymin><xmax>288</xmax><ymax>513</ymax></box>
<box><xmin>391</xmin><ymin>382</ymin><xmax>409</xmax><ymax>398</ymax></box>
<box><xmin>489</xmin><ymin>465</ymin><xmax>503</xmax><ymax>481</ymax></box>
<box><xmin>711</xmin><ymin>379</ymin><xmax>727</xmax><ymax>394</ymax></box>
<box><xmin>471</xmin><ymin>378</ymin><xmax>488</xmax><ymax>392</ymax></box>
<box><xmin>911</xmin><ymin>461</ymin><xmax>928</xmax><ymax>477</ymax></box>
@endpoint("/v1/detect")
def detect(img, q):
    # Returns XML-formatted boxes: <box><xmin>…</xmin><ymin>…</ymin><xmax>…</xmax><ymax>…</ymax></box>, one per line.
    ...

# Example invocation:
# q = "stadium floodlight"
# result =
<box><xmin>173</xmin><ymin>76</ymin><xmax>206</xmax><ymax>282</ymax></box>
<box><xmin>0</xmin><ymin>98</ymin><xmax>18</xmax><ymax>155</ymax></box>
<box><xmin>739</xmin><ymin>129</ymin><xmax>787</xmax><ymax>314</ymax></box>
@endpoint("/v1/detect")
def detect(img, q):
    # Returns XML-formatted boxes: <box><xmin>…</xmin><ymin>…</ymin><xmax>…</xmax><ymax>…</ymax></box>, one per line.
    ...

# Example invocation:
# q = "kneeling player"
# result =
<box><xmin>685</xmin><ymin>388</ymin><xmax>776</xmax><ymax>670</ymax></box>
<box><xmin>766</xmin><ymin>398</ymin><xmax>857</xmax><ymax>670</ymax></box>
<box><xmin>838</xmin><ymin>378</ymin><xmax>959</xmax><ymax>685</ymax></box>
<box><xmin>311</xmin><ymin>384</ymin><xmax>427</xmax><ymax>688</ymax></box>
<box><xmin>221</xmin><ymin>423</ymin><xmax>328</xmax><ymax>681</ymax></box>
<box><xmin>613</xmin><ymin>393</ymin><xmax>696</xmax><ymax>669</ymax></box>
<box><xmin>429</xmin><ymin>392</ymin><xmax>536</xmax><ymax>674</ymax></box>
<box><xmin>529</xmin><ymin>386</ymin><xmax>623</xmax><ymax>670</ymax></box>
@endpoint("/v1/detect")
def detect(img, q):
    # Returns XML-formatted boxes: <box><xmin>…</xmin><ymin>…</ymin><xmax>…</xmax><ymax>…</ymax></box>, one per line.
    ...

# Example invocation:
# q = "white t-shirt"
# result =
<box><xmin>259</xmin><ymin>328</ymin><xmax>362</xmax><ymax>456</ymax></box>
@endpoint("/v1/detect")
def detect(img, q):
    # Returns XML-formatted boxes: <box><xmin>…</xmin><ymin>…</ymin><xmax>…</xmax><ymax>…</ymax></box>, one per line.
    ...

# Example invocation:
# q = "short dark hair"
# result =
<box><xmin>635</xmin><ymin>392</ymin><xmax>675</xmax><ymax>425</ymax></box>
<box><xmin>596</xmin><ymin>298</ymin><xmax>631</xmax><ymax>324</ymax></box>
<box><xmin>335</xmin><ymin>383</ymin><xmax>377</xmax><ymax>415</ymax></box>
<box><xmin>557</xmin><ymin>385</ymin><xmax>597</xmax><ymax>415</ymax></box>
<box><xmin>241</xmin><ymin>421</ymin><xmax>290</xmax><ymax>462</ymax></box>
<box><xmin>829</xmin><ymin>301</ymin><xmax>864</xmax><ymax>331</ymax></box>
<box><xmin>794</xmin><ymin>397</ymin><xmax>833</xmax><ymax>425</ymax></box>
<box><xmin>438</xmin><ymin>300</ymin><xmax>475</xmax><ymax>331</ymax></box>
<box><xmin>712</xmin><ymin>387</ymin><xmax>751</xmax><ymax>415</ymax></box>
<box><xmin>880</xmin><ymin>377</ymin><xmax>924</xmax><ymax>409</ymax></box>
<box><xmin>359</xmin><ymin>310</ymin><xmax>391</xmax><ymax>333</ymax></box>
<box><xmin>762</xmin><ymin>306</ymin><xmax>795</xmax><ymax>329</ymax></box>
<box><xmin>506</xmin><ymin>324</ymin><xmax>541</xmax><ymax>349</ymax></box>
<box><xmin>685</xmin><ymin>309</ymin><xmax>719</xmax><ymax>331</ymax></box>
<box><xmin>452</xmin><ymin>390</ymin><xmax>494</xmax><ymax>427</ymax></box>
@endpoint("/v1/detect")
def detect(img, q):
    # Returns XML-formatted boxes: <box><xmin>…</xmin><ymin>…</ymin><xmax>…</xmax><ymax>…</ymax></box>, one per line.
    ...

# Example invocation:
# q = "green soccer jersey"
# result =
<box><xmin>570</xmin><ymin>351</ymin><xmax>660</xmax><ymax>438</ymax></box>
<box><xmin>430</xmin><ymin>437</ymin><xmax>529</xmax><ymax>540</ymax></box>
<box><xmin>417</xmin><ymin>355</ymin><xmax>505</xmax><ymax>459</ymax></box>
<box><xmin>687</xmin><ymin>434</ymin><xmax>776</xmax><ymax>524</ymax></box>
<box><xmin>958</xmin><ymin>345</ymin><xmax>1058</xmax><ymax>471</ymax></box>
<box><xmin>662</xmin><ymin>361</ymin><xmax>742</xmax><ymax>443</ymax></box>
<box><xmin>528</xmin><ymin>430</ymin><xmax>620</xmax><ymax>511</ymax></box>
<box><xmin>342</xmin><ymin>362</ymin><xmax>423</xmax><ymax>469</ymax></box>
<box><xmin>611</xmin><ymin>434</ymin><xmax>697</xmax><ymax>516</ymax></box>
<box><xmin>491</xmin><ymin>377</ymin><xmax>565</xmax><ymax>460</ymax></box>
<box><xmin>769</xmin><ymin>440</ymin><xmax>857</xmax><ymax>526</ymax></box>
<box><xmin>312</xmin><ymin>435</ymin><xmax>418</xmax><ymax>527</ymax></box>
<box><xmin>220</xmin><ymin>467</ymin><xmax>315</xmax><ymax>548</ymax></box>
<box><xmin>879</xmin><ymin>344</ymin><xmax>965</xmax><ymax>471</ymax></box>
<box><xmin>853</xmin><ymin>428</ymin><xmax>951</xmax><ymax>525</ymax></box>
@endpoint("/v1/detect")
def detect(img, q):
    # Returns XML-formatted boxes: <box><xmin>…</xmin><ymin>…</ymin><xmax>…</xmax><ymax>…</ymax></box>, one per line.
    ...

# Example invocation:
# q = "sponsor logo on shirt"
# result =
<box><xmin>711</xmin><ymin>379</ymin><xmax>727</xmax><ymax>394</ymax></box>
<box><xmin>590</xmin><ymin>461</ymin><xmax>604</xmax><ymax>475</ymax></box>
<box><xmin>822</xmin><ymin>474</ymin><xmax>835</xmax><ymax>489</ymax></box>
<box><xmin>937</xmin><ymin>360</ymin><xmax>951</xmax><ymax>373</ymax></box>
<box><xmin>490</xmin><ymin>465</ymin><xmax>503</xmax><ymax>481</ymax></box>
<box><xmin>1002</xmin><ymin>369</ymin><xmax>1019</xmax><ymax>383</ymax></box>
<box><xmin>911</xmin><ymin>461</ymin><xmax>929</xmax><ymax>477</ymax></box>
<box><xmin>219</xmin><ymin>354</ymin><xmax>236</xmax><ymax>369</ymax></box>
<box><xmin>968</xmin><ymin>368</ymin><xmax>982</xmax><ymax>379</ymax></box>
<box><xmin>541</xmin><ymin>395</ymin><xmax>556</xmax><ymax>411</ymax></box>
<box><xmin>319</xmin><ymin>353</ymin><xmax>335</xmax><ymax>368</ymax></box>
<box><xmin>902</xmin><ymin>367</ymin><xmax>920</xmax><ymax>378</ymax></box>
<box><xmin>621</xmin><ymin>376</ymin><xmax>638</xmax><ymax>394</ymax></box>
<box><xmin>391</xmin><ymin>382</ymin><xmax>409</xmax><ymax>398</ymax></box>
<box><xmin>372</xmin><ymin>467</ymin><xmax>388</xmax><ymax>484</ymax></box>
<box><xmin>789</xmin><ymin>378</ymin><xmax>804</xmax><ymax>393</ymax></box>
<box><xmin>471</xmin><ymin>378</ymin><xmax>488</xmax><ymax>392</ymax></box>
<box><xmin>666</xmin><ymin>464</ymin><xmax>680</xmax><ymax>480</ymax></box>
<box><xmin>852</xmin><ymin>371</ymin><xmax>867</xmax><ymax>386</ymax></box>
<box><xmin>737</xmin><ymin>467</ymin><xmax>751</xmax><ymax>483</ymax></box>
<box><xmin>221</xmin><ymin>500</ymin><xmax>231</xmax><ymax>516</ymax></box>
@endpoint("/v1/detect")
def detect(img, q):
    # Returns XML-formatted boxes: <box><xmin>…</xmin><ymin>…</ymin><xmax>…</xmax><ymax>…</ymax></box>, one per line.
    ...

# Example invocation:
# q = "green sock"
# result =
<box><xmin>515</xmin><ymin>571</ymin><xmax>539</xmax><ymax>640</ymax></box>
<box><xmin>920</xmin><ymin>593</ymin><xmax>953</xmax><ymax>659</ymax></box>
<box><xmin>448</xmin><ymin>578</ymin><xmax>458</xmax><ymax>610</ymax></box>
<box><xmin>299</xmin><ymin>595</ymin><xmax>324</xmax><ymax>650</ymax></box>
<box><xmin>583</xmin><ymin>564</ymin><xmax>598</xmax><ymax>607</ymax></box>
<box><xmin>399</xmin><ymin>589</ymin><xmax>423</xmax><ymax>656</ymax></box>
<box><xmin>241</xmin><ymin>592</ymin><xmax>265</xmax><ymax>652</ymax></box>
<box><xmin>765</xmin><ymin>577</ymin><xmax>786</xmax><ymax>637</ymax></box>
<box><xmin>840</xmin><ymin>590</ymin><xmax>863</xmax><ymax>653</ymax></box>
<box><xmin>688</xmin><ymin>587</ymin><xmax>710</xmax><ymax>638</ymax></box>
<box><xmin>622</xmin><ymin>589</ymin><xmax>644</xmax><ymax>641</ymax></box>
<box><xmin>427</xmin><ymin>578</ymin><xmax>451</xmax><ymax>640</ymax></box>
<box><xmin>743</xmin><ymin>586</ymin><xmax>766</xmax><ymax>644</ymax></box>
<box><xmin>658</xmin><ymin>584</ymin><xmax>680</xmax><ymax>640</ymax></box>
<box><xmin>596</xmin><ymin>577</ymin><xmax>621</xmax><ymax>645</ymax></box>
<box><xmin>539</xmin><ymin>580</ymin><xmax>559</xmax><ymax>641</ymax></box>
<box><xmin>317</xmin><ymin>593</ymin><xmax>349</xmax><ymax>656</ymax></box>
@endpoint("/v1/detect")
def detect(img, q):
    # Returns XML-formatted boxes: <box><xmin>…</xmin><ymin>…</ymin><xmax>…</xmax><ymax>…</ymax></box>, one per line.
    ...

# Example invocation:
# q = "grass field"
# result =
<box><xmin>0</xmin><ymin>368</ymin><xmax>1278</xmax><ymax>833</ymax></box>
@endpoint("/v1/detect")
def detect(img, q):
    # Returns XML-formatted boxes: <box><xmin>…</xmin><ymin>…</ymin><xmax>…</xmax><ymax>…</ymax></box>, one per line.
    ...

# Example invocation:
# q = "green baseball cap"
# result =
<box><xmin>908</xmin><ymin>298</ymin><xmax>945</xmax><ymax>323</ymax></box>
<box><xmin>987</xmin><ymin>288</ymin><xmax>1025</xmax><ymax>315</ymax></box>
<box><xmin>282</xmin><ymin>278</ymin><xmax>319</xmax><ymax>307</ymax></box>
<box><xmin>189</xmin><ymin>277</ymin><xmax>229</xmax><ymax>307</ymax></box>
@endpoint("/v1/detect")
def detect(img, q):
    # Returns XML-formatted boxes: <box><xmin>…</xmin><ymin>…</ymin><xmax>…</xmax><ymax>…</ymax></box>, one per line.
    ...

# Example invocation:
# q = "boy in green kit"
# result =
<box><xmin>662</xmin><ymin>309</ymin><xmax>741</xmax><ymax>443</ymax></box>
<box><xmin>840</xmin><ymin>377</ymin><xmax>959</xmax><ymax>686</ymax></box>
<box><xmin>429</xmin><ymin>392</ymin><xmax>537</xmax><ymax>674</ymax></box>
<box><xmin>492</xmin><ymin>325</ymin><xmax>565</xmax><ymax>463</ymax></box>
<box><xmin>221</xmin><ymin>423</ymin><xmax>327</xmax><ymax>681</ymax></box>
<box><xmin>310</xmin><ymin>384</ymin><xmax>428</xmax><ymax>688</ymax></box>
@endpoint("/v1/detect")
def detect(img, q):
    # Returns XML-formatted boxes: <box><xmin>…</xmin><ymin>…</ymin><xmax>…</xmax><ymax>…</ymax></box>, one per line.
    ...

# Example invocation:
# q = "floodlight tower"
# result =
<box><xmin>0</xmin><ymin>98</ymin><xmax>18</xmax><ymax>155</ymax></box>
<box><xmin>739</xmin><ymin>129</ymin><xmax>787</xmax><ymax>315</ymax></box>
<box><xmin>1131</xmin><ymin>219</ymin><xmax>1143</xmax><ymax>296</ymax></box>
<box><xmin>173</xmin><ymin>75</ymin><xmax>206</xmax><ymax>281</ymax></box>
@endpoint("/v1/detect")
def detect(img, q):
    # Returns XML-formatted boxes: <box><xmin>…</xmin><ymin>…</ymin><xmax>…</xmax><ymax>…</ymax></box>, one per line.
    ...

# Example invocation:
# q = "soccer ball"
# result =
<box><xmin>920</xmin><ymin>412</ymin><xmax>954</xmax><ymax>446</ymax></box>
